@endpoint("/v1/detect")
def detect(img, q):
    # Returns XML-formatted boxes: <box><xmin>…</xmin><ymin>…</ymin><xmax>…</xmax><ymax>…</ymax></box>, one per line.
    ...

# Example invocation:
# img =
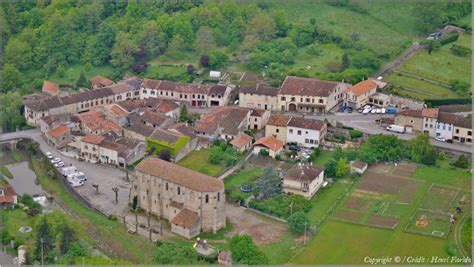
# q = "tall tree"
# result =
<box><xmin>246</xmin><ymin>12</ymin><xmax>277</xmax><ymax>42</ymax></box>
<box><xmin>1</xmin><ymin>64</ymin><xmax>21</xmax><ymax>93</ymax></box>
<box><xmin>4</xmin><ymin>37</ymin><xmax>32</xmax><ymax>70</ymax></box>
<box><xmin>341</xmin><ymin>53</ymin><xmax>350</xmax><ymax>69</ymax></box>
<box><xmin>76</xmin><ymin>71</ymin><xmax>88</xmax><ymax>88</ymax></box>
<box><xmin>287</xmin><ymin>211</ymin><xmax>310</xmax><ymax>234</ymax></box>
<box><xmin>138</xmin><ymin>21</ymin><xmax>164</xmax><ymax>56</ymax></box>
<box><xmin>229</xmin><ymin>234</ymin><xmax>268</xmax><ymax>264</ymax></box>
<box><xmin>0</xmin><ymin>92</ymin><xmax>26</xmax><ymax>132</ymax></box>
<box><xmin>34</xmin><ymin>217</ymin><xmax>55</xmax><ymax>263</ymax></box>
<box><xmin>59</xmin><ymin>225</ymin><xmax>76</xmax><ymax>255</ymax></box>
<box><xmin>179</xmin><ymin>104</ymin><xmax>188</xmax><ymax>122</ymax></box>
<box><xmin>254</xmin><ymin>164</ymin><xmax>281</xmax><ymax>199</ymax></box>
<box><xmin>110</xmin><ymin>32</ymin><xmax>138</xmax><ymax>72</ymax></box>
<box><xmin>195</xmin><ymin>26</ymin><xmax>215</xmax><ymax>52</ymax></box>
<box><xmin>407</xmin><ymin>134</ymin><xmax>437</xmax><ymax>166</ymax></box>
<box><xmin>335</xmin><ymin>157</ymin><xmax>349</xmax><ymax>178</ymax></box>
<box><xmin>84</xmin><ymin>23</ymin><xmax>116</xmax><ymax>66</ymax></box>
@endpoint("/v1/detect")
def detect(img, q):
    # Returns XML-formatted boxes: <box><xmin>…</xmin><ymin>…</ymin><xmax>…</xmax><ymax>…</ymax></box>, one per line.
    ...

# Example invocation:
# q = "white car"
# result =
<box><xmin>371</xmin><ymin>109</ymin><xmax>377</xmax><ymax>114</ymax></box>
<box><xmin>46</xmin><ymin>152</ymin><xmax>53</xmax><ymax>159</ymax></box>
<box><xmin>435</xmin><ymin>136</ymin><xmax>446</xmax><ymax>142</ymax></box>
<box><xmin>50</xmin><ymin>158</ymin><xmax>60</xmax><ymax>164</ymax></box>
<box><xmin>68</xmin><ymin>178</ymin><xmax>85</xmax><ymax>188</ymax></box>
<box><xmin>54</xmin><ymin>161</ymin><xmax>65</xmax><ymax>168</ymax></box>
<box><xmin>375</xmin><ymin>108</ymin><xmax>382</xmax><ymax>114</ymax></box>
<box><xmin>362</xmin><ymin>109</ymin><xmax>371</xmax><ymax>115</ymax></box>
<box><xmin>381</xmin><ymin>108</ymin><xmax>386</xmax><ymax>114</ymax></box>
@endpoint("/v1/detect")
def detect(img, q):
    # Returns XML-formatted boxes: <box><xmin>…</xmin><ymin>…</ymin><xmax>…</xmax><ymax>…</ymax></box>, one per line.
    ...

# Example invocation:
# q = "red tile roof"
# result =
<box><xmin>171</xmin><ymin>209</ymin><xmax>199</xmax><ymax>229</ymax></box>
<box><xmin>288</xmin><ymin>117</ymin><xmax>326</xmax><ymax>131</ymax></box>
<box><xmin>284</xmin><ymin>164</ymin><xmax>323</xmax><ymax>183</ymax></box>
<box><xmin>421</xmin><ymin>108</ymin><xmax>439</xmax><ymax>119</ymax></box>
<box><xmin>47</xmin><ymin>125</ymin><xmax>70</xmax><ymax>138</ymax></box>
<box><xmin>280</xmin><ymin>76</ymin><xmax>339</xmax><ymax>97</ymax></box>
<box><xmin>91</xmin><ymin>75</ymin><xmax>114</xmax><ymax>87</ymax></box>
<box><xmin>110</xmin><ymin>104</ymin><xmax>128</xmax><ymax>117</ymax></box>
<box><xmin>136</xmin><ymin>158</ymin><xmax>224</xmax><ymax>192</ymax></box>
<box><xmin>0</xmin><ymin>185</ymin><xmax>17</xmax><ymax>203</ymax></box>
<box><xmin>82</xmin><ymin>134</ymin><xmax>105</xmax><ymax>145</ymax></box>
<box><xmin>267</xmin><ymin>114</ymin><xmax>292</xmax><ymax>127</ymax></box>
<box><xmin>346</xmin><ymin>80</ymin><xmax>377</xmax><ymax>96</ymax></box>
<box><xmin>254</xmin><ymin>136</ymin><xmax>283</xmax><ymax>152</ymax></box>
<box><xmin>230</xmin><ymin>133</ymin><xmax>252</xmax><ymax>149</ymax></box>
<box><xmin>42</xmin><ymin>80</ymin><xmax>59</xmax><ymax>95</ymax></box>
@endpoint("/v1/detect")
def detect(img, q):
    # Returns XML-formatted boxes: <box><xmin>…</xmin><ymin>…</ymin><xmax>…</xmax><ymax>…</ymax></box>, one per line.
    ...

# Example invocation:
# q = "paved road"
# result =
<box><xmin>287</xmin><ymin>112</ymin><xmax>472</xmax><ymax>154</ymax></box>
<box><xmin>1</xmin><ymin>129</ymin><xmax>130</xmax><ymax>216</ymax></box>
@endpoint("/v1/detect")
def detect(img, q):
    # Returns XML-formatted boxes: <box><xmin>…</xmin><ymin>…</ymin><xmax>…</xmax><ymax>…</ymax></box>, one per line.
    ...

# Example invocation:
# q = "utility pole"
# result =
<box><xmin>303</xmin><ymin>222</ymin><xmax>307</xmax><ymax>245</ymax></box>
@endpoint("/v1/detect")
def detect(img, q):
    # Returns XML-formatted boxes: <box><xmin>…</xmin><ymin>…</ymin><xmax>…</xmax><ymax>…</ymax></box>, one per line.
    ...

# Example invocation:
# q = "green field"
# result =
<box><xmin>177</xmin><ymin>149</ymin><xmax>227</xmax><ymax>177</ymax></box>
<box><xmin>268</xmin><ymin>1</ymin><xmax>414</xmax><ymax>57</ymax></box>
<box><xmin>311</xmin><ymin>150</ymin><xmax>335</xmax><ymax>168</ymax></box>
<box><xmin>224</xmin><ymin>166</ymin><xmax>262</xmax><ymax>202</ymax></box>
<box><xmin>386</xmin><ymin>34</ymin><xmax>471</xmax><ymax>100</ymax></box>
<box><xmin>48</xmin><ymin>64</ymin><xmax>115</xmax><ymax>86</ymax></box>
<box><xmin>385</xmin><ymin>73</ymin><xmax>458</xmax><ymax>99</ymax></box>
<box><xmin>292</xmin><ymin>159</ymin><xmax>471</xmax><ymax>264</ymax></box>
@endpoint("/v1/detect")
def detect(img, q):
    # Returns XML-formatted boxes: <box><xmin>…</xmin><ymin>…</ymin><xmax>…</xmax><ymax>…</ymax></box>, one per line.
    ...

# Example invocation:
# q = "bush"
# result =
<box><xmin>452</xmin><ymin>154</ymin><xmax>470</xmax><ymax>169</ymax></box>
<box><xmin>258</xmin><ymin>149</ymin><xmax>269</xmax><ymax>157</ymax></box>
<box><xmin>349</xmin><ymin>129</ymin><xmax>363</xmax><ymax>139</ymax></box>
<box><xmin>439</xmin><ymin>34</ymin><xmax>459</xmax><ymax>45</ymax></box>
<box><xmin>0</xmin><ymin>166</ymin><xmax>13</xmax><ymax>178</ymax></box>
<box><xmin>249</xmin><ymin>194</ymin><xmax>311</xmax><ymax>219</ymax></box>
<box><xmin>450</xmin><ymin>44</ymin><xmax>471</xmax><ymax>57</ymax></box>
<box><xmin>287</xmin><ymin>211</ymin><xmax>310</xmax><ymax>234</ymax></box>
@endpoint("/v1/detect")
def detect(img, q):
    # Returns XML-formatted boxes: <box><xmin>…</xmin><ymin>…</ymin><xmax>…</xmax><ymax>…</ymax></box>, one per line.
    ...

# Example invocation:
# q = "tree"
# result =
<box><xmin>76</xmin><ymin>71</ymin><xmax>88</xmax><ymax>88</ymax></box>
<box><xmin>5</xmin><ymin>37</ymin><xmax>33</xmax><ymax>70</ymax></box>
<box><xmin>152</xmin><ymin>243</ymin><xmax>203</xmax><ymax>264</ymax></box>
<box><xmin>1</xmin><ymin>63</ymin><xmax>21</xmax><ymax>92</ymax></box>
<box><xmin>449</xmin><ymin>80</ymin><xmax>471</xmax><ymax>95</ymax></box>
<box><xmin>166</xmin><ymin>34</ymin><xmax>187</xmax><ymax>59</ymax></box>
<box><xmin>324</xmin><ymin>160</ymin><xmax>337</xmax><ymax>178</ymax></box>
<box><xmin>179</xmin><ymin>104</ymin><xmax>188</xmax><ymax>122</ymax></box>
<box><xmin>254</xmin><ymin>164</ymin><xmax>281</xmax><ymax>199</ymax></box>
<box><xmin>208</xmin><ymin>50</ymin><xmax>229</xmax><ymax>69</ymax></box>
<box><xmin>83</xmin><ymin>22</ymin><xmax>116</xmax><ymax>66</ymax></box>
<box><xmin>110</xmin><ymin>31</ymin><xmax>138</xmax><ymax>72</ymax></box>
<box><xmin>200</xmin><ymin>55</ymin><xmax>210</xmax><ymax>67</ymax></box>
<box><xmin>358</xmin><ymin>134</ymin><xmax>404</xmax><ymax>164</ymax></box>
<box><xmin>138</xmin><ymin>21</ymin><xmax>164</xmax><ymax>56</ymax></box>
<box><xmin>229</xmin><ymin>234</ymin><xmax>268</xmax><ymax>264</ymax></box>
<box><xmin>428</xmin><ymin>40</ymin><xmax>440</xmax><ymax>54</ymax></box>
<box><xmin>289</xmin><ymin>24</ymin><xmax>315</xmax><ymax>47</ymax></box>
<box><xmin>0</xmin><ymin>92</ymin><xmax>26</xmax><ymax>131</ymax></box>
<box><xmin>287</xmin><ymin>211</ymin><xmax>310</xmax><ymax>234</ymax></box>
<box><xmin>335</xmin><ymin>157</ymin><xmax>349</xmax><ymax>178</ymax></box>
<box><xmin>407</xmin><ymin>134</ymin><xmax>436</xmax><ymax>166</ymax></box>
<box><xmin>453</xmin><ymin>154</ymin><xmax>470</xmax><ymax>169</ymax></box>
<box><xmin>341</xmin><ymin>53</ymin><xmax>350</xmax><ymax>69</ymax></box>
<box><xmin>59</xmin><ymin>225</ymin><xmax>76</xmax><ymax>255</ymax></box>
<box><xmin>195</xmin><ymin>26</ymin><xmax>215</xmax><ymax>52</ymax></box>
<box><xmin>34</xmin><ymin>217</ymin><xmax>55</xmax><ymax>263</ymax></box>
<box><xmin>158</xmin><ymin>149</ymin><xmax>172</xmax><ymax>162</ymax></box>
<box><xmin>245</xmin><ymin>12</ymin><xmax>277</xmax><ymax>42</ymax></box>
<box><xmin>414</xmin><ymin>2</ymin><xmax>447</xmax><ymax>34</ymax></box>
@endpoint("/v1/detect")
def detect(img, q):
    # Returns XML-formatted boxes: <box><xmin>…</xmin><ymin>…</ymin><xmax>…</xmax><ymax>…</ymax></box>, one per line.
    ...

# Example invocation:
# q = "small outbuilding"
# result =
<box><xmin>350</xmin><ymin>160</ymin><xmax>368</xmax><ymax>175</ymax></box>
<box><xmin>230</xmin><ymin>133</ymin><xmax>253</xmax><ymax>152</ymax></box>
<box><xmin>209</xmin><ymin>71</ymin><xmax>222</xmax><ymax>79</ymax></box>
<box><xmin>253</xmin><ymin>135</ymin><xmax>283</xmax><ymax>158</ymax></box>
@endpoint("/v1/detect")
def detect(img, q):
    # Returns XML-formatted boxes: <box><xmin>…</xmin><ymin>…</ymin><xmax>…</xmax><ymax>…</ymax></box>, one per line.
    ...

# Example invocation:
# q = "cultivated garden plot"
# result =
<box><xmin>419</xmin><ymin>184</ymin><xmax>460</xmax><ymax>212</ymax></box>
<box><xmin>405</xmin><ymin>209</ymin><xmax>453</xmax><ymax>239</ymax></box>
<box><xmin>330</xmin><ymin>165</ymin><xmax>423</xmax><ymax>230</ymax></box>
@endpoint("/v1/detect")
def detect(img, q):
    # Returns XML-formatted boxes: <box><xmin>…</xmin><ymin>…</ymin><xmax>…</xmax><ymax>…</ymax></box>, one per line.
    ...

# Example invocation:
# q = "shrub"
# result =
<box><xmin>249</xmin><ymin>194</ymin><xmax>311</xmax><ymax>219</ymax></box>
<box><xmin>258</xmin><ymin>149</ymin><xmax>269</xmax><ymax>157</ymax></box>
<box><xmin>287</xmin><ymin>211</ymin><xmax>310</xmax><ymax>234</ymax></box>
<box><xmin>439</xmin><ymin>34</ymin><xmax>459</xmax><ymax>45</ymax></box>
<box><xmin>349</xmin><ymin>129</ymin><xmax>363</xmax><ymax>139</ymax></box>
<box><xmin>452</xmin><ymin>154</ymin><xmax>470</xmax><ymax>169</ymax></box>
<box><xmin>450</xmin><ymin>44</ymin><xmax>471</xmax><ymax>57</ymax></box>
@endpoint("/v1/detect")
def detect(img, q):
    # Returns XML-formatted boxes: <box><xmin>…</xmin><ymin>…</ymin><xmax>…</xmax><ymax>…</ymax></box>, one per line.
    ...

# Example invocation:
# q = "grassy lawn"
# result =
<box><xmin>1</xmin><ymin>209</ymin><xmax>37</xmax><ymax>245</ymax></box>
<box><xmin>261</xmin><ymin>231</ymin><xmax>298</xmax><ymax>264</ymax></box>
<box><xmin>31</xmin><ymin>154</ymin><xmax>156</xmax><ymax>263</ymax></box>
<box><xmin>268</xmin><ymin>1</ymin><xmax>414</xmax><ymax>57</ymax></box>
<box><xmin>306</xmin><ymin>179</ymin><xmax>351</xmax><ymax>225</ymax></box>
<box><xmin>291</xmin><ymin>44</ymin><xmax>345</xmax><ymax>74</ymax></box>
<box><xmin>311</xmin><ymin>150</ymin><xmax>334</xmax><ymax>168</ymax></box>
<box><xmin>177</xmin><ymin>149</ymin><xmax>226</xmax><ymax>177</ymax></box>
<box><xmin>0</xmin><ymin>166</ymin><xmax>13</xmax><ymax>178</ymax></box>
<box><xmin>224</xmin><ymin>166</ymin><xmax>262</xmax><ymax>201</ymax></box>
<box><xmin>398</xmin><ymin>34</ymin><xmax>472</xmax><ymax>84</ymax></box>
<box><xmin>293</xmin><ymin>159</ymin><xmax>471</xmax><ymax>264</ymax></box>
<box><xmin>48</xmin><ymin>64</ymin><xmax>115</xmax><ymax>86</ymax></box>
<box><xmin>460</xmin><ymin>215</ymin><xmax>472</xmax><ymax>255</ymax></box>
<box><xmin>385</xmin><ymin>73</ymin><xmax>458</xmax><ymax>99</ymax></box>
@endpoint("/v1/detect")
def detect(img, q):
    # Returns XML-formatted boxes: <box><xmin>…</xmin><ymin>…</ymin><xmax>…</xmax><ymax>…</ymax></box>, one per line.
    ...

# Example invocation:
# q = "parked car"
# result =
<box><xmin>347</xmin><ymin>107</ymin><xmax>353</xmax><ymax>113</ymax></box>
<box><xmin>46</xmin><ymin>152</ymin><xmax>53</xmax><ymax>159</ymax></box>
<box><xmin>435</xmin><ymin>136</ymin><xmax>446</xmax><ymax>142</ymax></box>
<box><xmin>362</xmin><ymin>109</ymin><xmax>371</xmax><ymax>115</ymax></box>
<box><xmin>288</xmin><ymin>143</ymin><xmax>301</xmax><ymax>152</ymax></box>
<box><xmin>370</xmin><ymin>109</ymin><xmax>377</xmax><ymax>114</ymax></box>
<box><xmin>386</xmin><ymin>108</ymin><xmax>397</xmax><ymax>114</ymax></box>
<box><xmin>381</xmin><ymin>108</ymin><xmax>386</xmax><ymax>114</ymax></box>
<box><xmin>54</xmin><ymin>161</ymin><xmax>65</xmax><ymax>168</ymax></box>
<box><xmin>51</xmin><ymin>157</ymin><xmax>61</xmax><ymax>164</ymax></box>
<box><xmin>68</xmin><ymin>178</ymin><xmax>84</xmax><ymax>188</ymax></box>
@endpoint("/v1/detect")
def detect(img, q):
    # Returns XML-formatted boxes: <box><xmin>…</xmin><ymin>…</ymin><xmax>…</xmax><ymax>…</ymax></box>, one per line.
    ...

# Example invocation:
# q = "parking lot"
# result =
<box><xmin>31</xmin><ymin>131</ymin><xmax>131</xmax><ymax>216</ymax></box>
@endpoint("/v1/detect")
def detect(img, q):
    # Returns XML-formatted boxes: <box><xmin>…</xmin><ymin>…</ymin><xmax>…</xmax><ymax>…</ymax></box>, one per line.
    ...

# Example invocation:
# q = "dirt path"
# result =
<box><xmin>373</xmin><ymin>42</ymin><xmax>423</xmax><ymax>78</ymax></box>
<box><xmin>454</xmin><ymin>212</ymin><xmax>470</xmax><ymax>261</ymax></box>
